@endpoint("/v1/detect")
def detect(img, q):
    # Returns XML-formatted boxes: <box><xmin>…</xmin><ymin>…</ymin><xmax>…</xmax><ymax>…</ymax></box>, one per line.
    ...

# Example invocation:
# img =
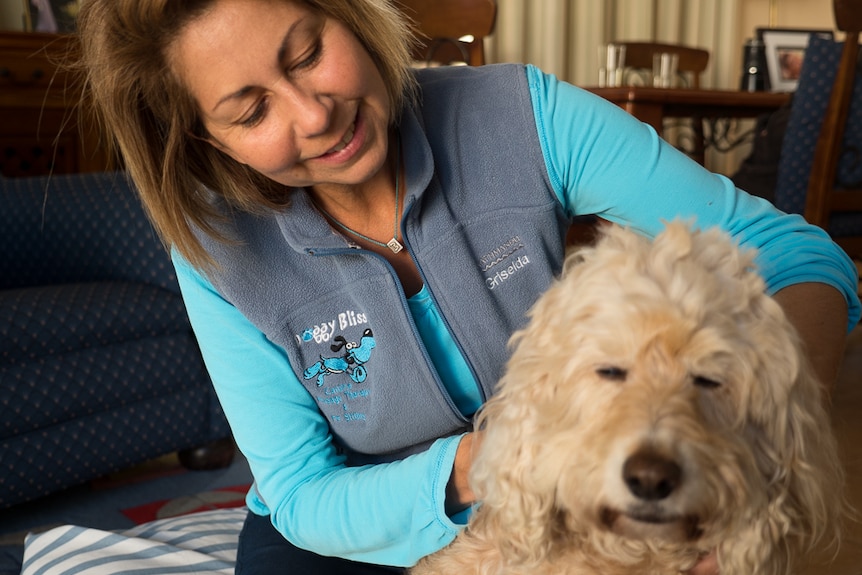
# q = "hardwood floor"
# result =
<box><xmin>803</xmin><ymin>324</ymin><xmax>862</xmax><ymax>574</ymax></box>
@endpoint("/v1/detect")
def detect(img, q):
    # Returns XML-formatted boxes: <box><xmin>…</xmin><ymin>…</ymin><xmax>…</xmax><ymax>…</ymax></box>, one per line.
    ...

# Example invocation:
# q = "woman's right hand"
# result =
<box><xmin>445</xmin><ymin>432</ymin><xmax>481</xmax><ymax>515</ymax></box>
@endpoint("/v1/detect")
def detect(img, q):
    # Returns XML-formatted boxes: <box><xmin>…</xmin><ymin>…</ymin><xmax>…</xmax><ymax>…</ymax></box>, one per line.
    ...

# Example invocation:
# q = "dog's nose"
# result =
<box><xmin>622</xmin><ymin>450</ymin><xmax>682</xmax><ymax>501</ymax></box>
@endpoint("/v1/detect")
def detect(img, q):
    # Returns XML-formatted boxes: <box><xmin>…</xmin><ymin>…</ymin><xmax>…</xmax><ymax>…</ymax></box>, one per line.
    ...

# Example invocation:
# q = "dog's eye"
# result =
<box><xmin>693</xmin><ymin>375</ymin><xmax>722</xmax><ymax>389</ymax></box>
<box><xmin>596</xmin><ymin>366</ymin><xmax>627</xmax><ymax>381</ymax></box>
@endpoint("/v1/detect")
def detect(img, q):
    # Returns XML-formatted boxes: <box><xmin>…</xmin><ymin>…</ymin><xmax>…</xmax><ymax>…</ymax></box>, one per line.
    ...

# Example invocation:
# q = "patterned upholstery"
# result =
<box><xmin>775</xmin><ymin>34</ymin><xmax>862</xmax><ymax>236</ymax></box>
<box><xmin>0</xmin><ymin>172</ymin><xmax>230</xmax><ymax>509</ymax></box>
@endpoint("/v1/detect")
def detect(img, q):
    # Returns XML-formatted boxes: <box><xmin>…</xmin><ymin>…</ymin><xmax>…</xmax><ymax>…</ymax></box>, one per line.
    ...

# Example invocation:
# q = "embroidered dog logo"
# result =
<box><xmin>303</xmin><ymin>328</ymin><xmax>376</xmax><ymax>386</ymax></box>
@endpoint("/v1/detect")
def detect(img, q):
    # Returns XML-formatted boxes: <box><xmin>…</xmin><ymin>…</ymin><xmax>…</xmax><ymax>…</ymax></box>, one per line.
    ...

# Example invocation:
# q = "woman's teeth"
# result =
<box><xmin>329</xmin><ymin>123</ymin><xmax>356</xmax><ymax>153</ymax></box>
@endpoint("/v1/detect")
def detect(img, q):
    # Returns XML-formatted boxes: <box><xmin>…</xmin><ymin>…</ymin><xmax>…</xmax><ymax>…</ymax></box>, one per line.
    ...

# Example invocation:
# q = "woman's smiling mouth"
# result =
<box><xmin>328</xmin><ymin>122</ymin><xmax>356</xmax><ymax>154</ymax></box>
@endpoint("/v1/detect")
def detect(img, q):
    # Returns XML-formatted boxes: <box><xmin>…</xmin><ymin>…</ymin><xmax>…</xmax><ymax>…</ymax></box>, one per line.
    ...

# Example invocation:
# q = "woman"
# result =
<box><xmin>75</xmin><ymin>0</ymin><xmax>859</xmax><ymax>573</ymax></box>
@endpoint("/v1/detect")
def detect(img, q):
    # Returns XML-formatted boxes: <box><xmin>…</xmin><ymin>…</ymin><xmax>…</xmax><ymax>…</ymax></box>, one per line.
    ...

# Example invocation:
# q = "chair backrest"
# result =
<box><xmin>394</xmin><ymin>0</ymin><xmax>497</xmax><ymax>66</ymax></box>
<box><xmin>802</xmin><ymin>0</ymin><xmax>862</xmax><ymax>257</ymax></box>
<box><xmin>617</xmin><ymin>41</ymin><xmax>710</xmax><ymax>88</ymax></box>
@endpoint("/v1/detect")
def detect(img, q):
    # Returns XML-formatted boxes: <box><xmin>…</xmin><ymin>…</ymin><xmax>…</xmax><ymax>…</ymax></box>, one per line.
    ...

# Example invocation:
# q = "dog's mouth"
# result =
<box><xmin>599</xmin><ymin>506</ymin><xmax>703</xmax><ymax>542</ymax></box>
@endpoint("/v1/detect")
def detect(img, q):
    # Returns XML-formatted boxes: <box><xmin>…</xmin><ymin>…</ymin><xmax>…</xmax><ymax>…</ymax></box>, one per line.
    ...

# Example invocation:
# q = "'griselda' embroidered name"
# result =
<box><xmin>486</xmin><ymin>255</ymin><xmax>531</xmax><ymax>290</ymax></box>
<box><xmin>480</xmin><ymin>236</ymin><xmax>524</xmax><ymax>271</ymax></box>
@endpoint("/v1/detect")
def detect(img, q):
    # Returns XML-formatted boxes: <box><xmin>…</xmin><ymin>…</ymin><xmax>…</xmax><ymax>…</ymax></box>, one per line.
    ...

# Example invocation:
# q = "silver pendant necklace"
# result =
<box><xmin>317</xmin><ymin>140</ymin><xmax>404</xmax><ymax>254</ymax></box>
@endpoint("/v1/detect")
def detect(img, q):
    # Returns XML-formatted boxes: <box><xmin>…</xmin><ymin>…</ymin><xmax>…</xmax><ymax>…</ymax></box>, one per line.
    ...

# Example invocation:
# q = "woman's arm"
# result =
<box><xmin>173</xmin><ymin>253</ymin><xmax>464</xmax><ymax>567</ymax></box>
<box><xmin>773</xmin><ymin>282</ymin><xmax>849</xmax><ymax>394</ymax></box>
<box><xmin>526</xmin><ymin>65</ymin><xmax>860</xmax><ymax>339</ymax></box>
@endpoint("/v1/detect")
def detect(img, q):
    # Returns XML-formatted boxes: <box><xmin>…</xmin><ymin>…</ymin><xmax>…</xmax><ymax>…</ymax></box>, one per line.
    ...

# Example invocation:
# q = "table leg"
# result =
<box><xmin>621</xmin><ymin>102</ymin><xmax>664</xmax><ymax>134</ymax></box>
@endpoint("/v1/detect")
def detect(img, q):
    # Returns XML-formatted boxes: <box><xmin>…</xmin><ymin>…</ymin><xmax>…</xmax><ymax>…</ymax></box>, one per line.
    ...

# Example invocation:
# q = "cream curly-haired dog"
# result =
<box><xmin>412</xmin><ymin>222</ymin><xmax>845</xmax><ymax>575</ymax></box>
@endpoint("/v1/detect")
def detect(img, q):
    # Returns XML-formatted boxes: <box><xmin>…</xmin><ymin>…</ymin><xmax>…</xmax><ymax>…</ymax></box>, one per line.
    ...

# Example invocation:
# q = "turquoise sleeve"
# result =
<box><xmin>172</xmin><ymin>253</ymin><xmax>464</xmax><ymax>567</ymax></box>
<box><xmin>525</xmin><ymin>65</ymin><xmax>860</xmax><ymax>330</ymax></box>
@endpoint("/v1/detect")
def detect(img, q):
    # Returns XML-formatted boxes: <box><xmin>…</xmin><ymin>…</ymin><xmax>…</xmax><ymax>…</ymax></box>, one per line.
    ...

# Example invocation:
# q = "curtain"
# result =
<box><xmin>486</xmin><ymin>0</ymin><xmax>745</xmax><ymax>172</ymax></box>
<box><xmin>487</xmin><ymin>0</ymin><xmax>742</xmax><ymax>89</ymax></box>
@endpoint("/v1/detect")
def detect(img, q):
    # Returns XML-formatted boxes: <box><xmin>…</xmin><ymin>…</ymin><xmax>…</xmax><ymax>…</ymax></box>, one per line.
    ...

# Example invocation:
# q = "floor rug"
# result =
<box><xmin>0</xmin><ymin>451</ymin><xmax>253</xmax><ymax>575</ymax></box>
<box><xmin>121</xmin><ymin>484</ymin><xmax>250</xmax><ymax>524</ymax></box>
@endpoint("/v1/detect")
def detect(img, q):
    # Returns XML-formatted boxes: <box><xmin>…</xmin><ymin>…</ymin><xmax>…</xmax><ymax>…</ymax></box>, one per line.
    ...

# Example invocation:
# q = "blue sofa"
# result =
<box><xmin>0</xmin><ymin>172</ymin><xmax>231</xmax><ymax>508</ymax></box>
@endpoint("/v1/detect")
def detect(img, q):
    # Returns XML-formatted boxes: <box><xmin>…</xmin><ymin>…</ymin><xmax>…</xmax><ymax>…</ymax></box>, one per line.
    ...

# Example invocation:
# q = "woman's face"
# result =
<box><xmin>171</xmin><ymin>0</ymin><xmax>392</xmax><ymax>189</ymax></box>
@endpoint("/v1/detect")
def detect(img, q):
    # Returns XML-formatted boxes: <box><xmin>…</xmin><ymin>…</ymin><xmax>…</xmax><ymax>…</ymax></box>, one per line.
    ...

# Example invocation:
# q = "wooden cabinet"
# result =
<box><xmin>0</xmin><ymin>31</ymin><xmax>109</xmax><ymax>177</ymax></box>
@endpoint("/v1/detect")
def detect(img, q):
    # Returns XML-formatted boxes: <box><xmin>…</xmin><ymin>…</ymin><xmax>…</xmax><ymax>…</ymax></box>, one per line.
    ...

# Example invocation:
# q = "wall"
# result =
<box><xmin>738</xmin><ymin>0</ymin><xmax>836</xmax><ymax>48</ymax></box>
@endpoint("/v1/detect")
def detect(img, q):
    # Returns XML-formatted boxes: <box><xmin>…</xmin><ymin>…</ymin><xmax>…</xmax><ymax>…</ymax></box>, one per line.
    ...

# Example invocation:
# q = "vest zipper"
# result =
<box><xmin>399</xmin><ymin>197</ymin><xmax>487</xmax><ymax>408</ymax></box>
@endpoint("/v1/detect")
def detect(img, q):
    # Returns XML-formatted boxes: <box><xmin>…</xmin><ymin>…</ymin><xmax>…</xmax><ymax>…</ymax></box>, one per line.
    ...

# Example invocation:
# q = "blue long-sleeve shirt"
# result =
<box><xmin>173</xmin><ymin>64</ymin><xmax>860</xmax><ymax>567</ymax></box>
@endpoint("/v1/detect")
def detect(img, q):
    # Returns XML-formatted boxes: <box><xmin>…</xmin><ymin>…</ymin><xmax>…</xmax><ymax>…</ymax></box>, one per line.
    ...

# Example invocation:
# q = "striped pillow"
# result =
<box><xmin>21</xmin><ymin>508</ymin><xmax>246</xmax><ymax>575</ymax></box>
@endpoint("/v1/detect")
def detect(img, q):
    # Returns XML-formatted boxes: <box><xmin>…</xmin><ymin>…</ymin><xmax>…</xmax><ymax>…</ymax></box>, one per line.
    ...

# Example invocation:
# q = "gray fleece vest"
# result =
<box><xmin>198</xmin><ymin>64</ymin><xmax>570</xmax><ymax>463</ymax></box>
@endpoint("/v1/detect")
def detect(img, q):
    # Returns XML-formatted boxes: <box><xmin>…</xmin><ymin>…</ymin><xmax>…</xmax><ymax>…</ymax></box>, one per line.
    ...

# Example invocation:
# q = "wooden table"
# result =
<box><xmin>586</xmin><ymin>86</ymin><xmax>791</xmax><ymax>134</ymax></box>
<box><xmin>586</xmin><ymin>86</ymin><xmax>791</xmax><ymax>165</ymax></box>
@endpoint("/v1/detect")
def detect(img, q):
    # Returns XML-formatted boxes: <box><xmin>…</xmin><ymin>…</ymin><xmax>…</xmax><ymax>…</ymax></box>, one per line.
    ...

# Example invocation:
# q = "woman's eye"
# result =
<box><xmin>236</xmin><ymin>39</ymin><xmax>322</xmax><ymax>128</ymax></box>
<box><xmin>693</xmin><ymin>375</ymin><xmax>722</xmax><ymax>389</ymax></box>
<box><xmin>240</xmin><ymin>99</ymin><xmax>269</xmax><ymax>128</ymax></box>
<box><xmin>292</xmin><ymin>41</ymin><xmax>323</xmax><ymax>72</ymax></box>
<box><xmin>596</xmin><ymin>366</ymin><xmax>627</xmax><ymax>381</ymax></box>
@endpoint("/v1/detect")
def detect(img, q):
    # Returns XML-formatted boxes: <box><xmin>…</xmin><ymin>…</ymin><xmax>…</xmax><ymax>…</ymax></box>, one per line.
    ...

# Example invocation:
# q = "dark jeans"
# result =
<box><xmin>236</xmin><ymin>510</ymin><xmax>406</xmax><ymax>575</ymax></box>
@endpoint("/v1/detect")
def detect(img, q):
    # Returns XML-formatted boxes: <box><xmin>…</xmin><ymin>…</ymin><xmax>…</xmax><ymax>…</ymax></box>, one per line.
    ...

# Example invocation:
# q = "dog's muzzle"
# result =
<box><xmin>599</xmin><ymin>448</ymin><xmax>703</xmax><ymax>542</ymax></box>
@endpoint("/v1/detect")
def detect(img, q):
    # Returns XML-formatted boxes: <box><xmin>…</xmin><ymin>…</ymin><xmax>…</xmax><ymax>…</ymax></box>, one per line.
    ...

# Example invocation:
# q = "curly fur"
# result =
<box><xmin>411</xmin><ymin>222</ymin><xmax>845</xmax><ymax>575</ymax></box>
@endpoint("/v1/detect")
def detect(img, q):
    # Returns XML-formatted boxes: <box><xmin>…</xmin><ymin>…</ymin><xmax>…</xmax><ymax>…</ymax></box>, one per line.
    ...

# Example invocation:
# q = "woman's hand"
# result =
<box><xmin>445</xmin><ymin>432</ymin><xmax>480</xmax><ymax>515</ymax></box>
<box><xmin>686</xmin><ymin>551</ymin><xmax>719</xmax><ymax>574</ymax></box>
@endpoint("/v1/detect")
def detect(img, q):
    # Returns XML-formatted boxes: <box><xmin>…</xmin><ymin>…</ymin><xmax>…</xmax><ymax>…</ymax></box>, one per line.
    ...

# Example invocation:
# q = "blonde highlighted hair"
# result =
<box><xmin>74</xmin><ymin>0</ymin><xmax>417</xmax><ymax>269</ymax></box>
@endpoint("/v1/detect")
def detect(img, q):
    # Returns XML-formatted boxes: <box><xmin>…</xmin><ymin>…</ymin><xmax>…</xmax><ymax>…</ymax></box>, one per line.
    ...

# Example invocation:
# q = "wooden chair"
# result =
<box><xmin>394</xmin><ymin>0</ymin><xmax>497</xmax><ymax>66</ymax></box>
<box><xmin>617</xmin><ymin>42</ymin><xmax>710</xmax><ymax>89</ymax></box>
<box><xmin>802</xmin><ymin>0</ymin><xmax>862</xmax><ymax>258</ymax></box>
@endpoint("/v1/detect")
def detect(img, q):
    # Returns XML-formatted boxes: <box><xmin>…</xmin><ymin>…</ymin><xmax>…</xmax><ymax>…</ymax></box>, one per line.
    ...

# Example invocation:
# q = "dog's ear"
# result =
<box><xmin>731</xmin><ymin>302</ymin><xmax>846</xmax><ymax>572</ymax></box>
<box><xmin>464</xmin><ymin>226</ymin><xmax>626</xmax><ymax>564</ymax></box>
<box><xmin>644</xmin><ymin>222</ymin><xmax>845</xmax><ymax>571</ymax></box>
<box><xmin>469</xmin><ymin>373</ymin><xmax>565</xmax><ymax>565</ymax></box>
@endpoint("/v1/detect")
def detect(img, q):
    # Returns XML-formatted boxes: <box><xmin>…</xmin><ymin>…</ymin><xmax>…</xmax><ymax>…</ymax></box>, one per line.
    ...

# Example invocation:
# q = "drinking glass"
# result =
<box><xmin>598</xmin><ymin>43</ymin><xmax>626</xmax><ymax>87</ymax></box>
<box><xmin>652</xmin><ymin>52</ymin><xmax>679</xmax><ymax>88</ymax></box>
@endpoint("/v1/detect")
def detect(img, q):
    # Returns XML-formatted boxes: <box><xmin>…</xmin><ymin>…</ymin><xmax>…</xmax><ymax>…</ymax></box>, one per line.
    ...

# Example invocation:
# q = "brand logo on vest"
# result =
<box><xmin>480</xmin><ymin>235</ymin><xmax>525</xmax><ymax>271</ymax></box>
<box><xmin>303</xmin><ymin>328</ymin><xmax>375</xmax><ymax>425</ymax></box>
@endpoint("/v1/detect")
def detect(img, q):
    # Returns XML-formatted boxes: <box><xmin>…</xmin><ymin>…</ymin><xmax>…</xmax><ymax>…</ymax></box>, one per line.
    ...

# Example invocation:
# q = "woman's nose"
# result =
<box><xmin>278</xmin><ymin>81</ymin><xmax>332</xmax><ymax>138</ymax></box>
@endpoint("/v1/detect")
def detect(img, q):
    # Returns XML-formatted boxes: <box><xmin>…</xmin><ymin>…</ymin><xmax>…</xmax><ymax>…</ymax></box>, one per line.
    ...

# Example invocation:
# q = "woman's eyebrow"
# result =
<box><xmin>213</xmin><ymin>86</ymin><xmax>254</xmax><ymax>113</ymax></box>
<box><xmin>211</xmin><ymin>16</ymin><xmax>306</xmax><ymax>113</ymax></box>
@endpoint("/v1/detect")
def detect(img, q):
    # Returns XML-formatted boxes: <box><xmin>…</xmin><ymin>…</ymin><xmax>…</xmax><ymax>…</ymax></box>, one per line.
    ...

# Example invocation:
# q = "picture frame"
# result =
<box><xmin>756</xmin><ymin>28</ymin><xmax>834</xmax><ymax>92</ymax></box>
<box><xmin>27</xmin><ymin>0</ymin><xmax>79</xmax><ymax>33</ymax></box>
<box><xmin>50</xmin><ymin>0</ymin><xmax>79</xmax><ymax>33</ymax></box>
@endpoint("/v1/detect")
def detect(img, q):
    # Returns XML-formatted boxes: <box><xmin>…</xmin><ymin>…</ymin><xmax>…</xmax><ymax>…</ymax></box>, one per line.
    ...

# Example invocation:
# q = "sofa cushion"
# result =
<box><xmin>0</xmin><ymin>282</ymin><xmax>189</xmax><ymax>362</ymax></box>
<box><xmin>0</xmin><ymin>281</ymin><xmax>196</xmax><ymax>439</ymax></box>
<box><xmin>0</xmin><ymin>332</ymin><xmax>212</xmax><ymax>440</ymax></box>
<box><xmin>1</xmin><ymin>369</ymin><xmax>219</xmax><ymax>506</ymax></box>
<box><xmin>0</xmin><ymin>172</ymin><xmax>179</xmax><ymax>293</ymax></box>
<box><xmin>0</xmin><ymin>171</ymin><xmax>231</xmax><ymax>509</ymax></box>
